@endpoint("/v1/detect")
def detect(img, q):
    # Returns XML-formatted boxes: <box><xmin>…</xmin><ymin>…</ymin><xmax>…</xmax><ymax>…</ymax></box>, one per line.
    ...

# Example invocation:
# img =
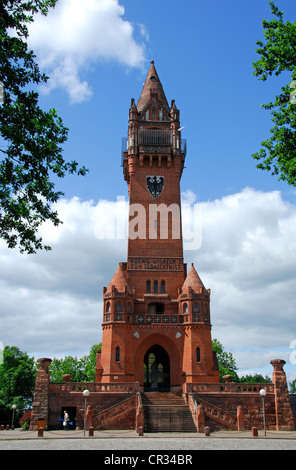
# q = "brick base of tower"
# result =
<box><xmin>99</xmin><ymin>261</ymin><xmax>220</xmax><ymax>389</ymax></box>
<box><xmin>100</xmin><ymin>323</ymin><xmax>219</xmax><ymax>387</ymax></box>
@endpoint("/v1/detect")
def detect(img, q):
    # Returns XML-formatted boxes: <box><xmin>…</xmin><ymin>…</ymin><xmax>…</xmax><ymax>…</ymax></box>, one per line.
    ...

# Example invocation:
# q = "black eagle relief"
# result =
<box><xmin>146</xmin><ymin>176</ymin><xmax>164</xmax><ymax>198</ymax></box>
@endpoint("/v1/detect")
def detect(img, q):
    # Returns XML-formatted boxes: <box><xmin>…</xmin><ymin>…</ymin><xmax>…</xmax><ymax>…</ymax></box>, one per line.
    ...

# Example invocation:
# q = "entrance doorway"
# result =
<box><xmin>144</xmin><ymin>345</ymin><xmax>170</xmax><ymax>392</ymax></box>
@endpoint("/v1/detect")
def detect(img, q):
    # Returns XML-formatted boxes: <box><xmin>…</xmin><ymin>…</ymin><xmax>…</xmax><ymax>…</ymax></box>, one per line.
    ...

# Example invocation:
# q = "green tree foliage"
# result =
<box><xmin>0</xmin><ymin>343</ymin><xmax>101</xmax><ymax>424</ymax></box>
<box><xmin>289</xmin><ymin>379</ymin><xmax>296</xmax><ymax>394</ymax></box>
<box><xmin>79</xmin><ymin>343</ymin><xmax>102</xmax><ymax>382</ymax></box>
<box><xmin>0</xmin><ymin>0</ymin><xmax>88</xmax><ymax>254</ymax></box>
<box><xmin>212</xmin><ymin>339</ymin><xmax>272</xmax><ymax>383</ymax></box>
<box><xmin>252</xmin><ymin>2</ymin><xmax>296</xmax><ymax>186</ymax></box>
<box><xmin>49</xmin><ymin>344</ymin><xmax>101</xmax><ymax>383</ymax></box>
<box><xmin>0</xmin><ymin>346</ymin><xmax>37</xmax><ymax>423</ymax></box>
<box><xmin>212</xmin><ymin>338</ymin><xmax>239</xmax><ymax>382</ymax></box>
<box><xmin>239</xmin><ymin>374</ymin><xmax>271</xmax><ymax>384</ymax></box>
<box><xmin>49</xmin><ymin>356</ymin><xmax>88</xmax><ymax>383</ymax></box>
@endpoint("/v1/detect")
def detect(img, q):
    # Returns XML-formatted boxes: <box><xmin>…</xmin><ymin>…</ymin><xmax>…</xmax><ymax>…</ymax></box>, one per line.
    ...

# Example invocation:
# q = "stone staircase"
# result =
<box><xmin>142</xmin><ymin>392</ymin><xmax>196</xmax><ymax>432</ymax></box>
<box><xmin>193</xmin><ymin>393</ymin><xmax>238</xmax><ymax>430</ymax></box>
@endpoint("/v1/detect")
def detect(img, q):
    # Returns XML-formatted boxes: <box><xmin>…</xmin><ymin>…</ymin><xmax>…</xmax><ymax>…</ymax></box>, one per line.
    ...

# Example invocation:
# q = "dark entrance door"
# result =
<box><xmin>144</xmin><ymin>345</ymin><xmax>170</xmax><ymax>392</ymax></box>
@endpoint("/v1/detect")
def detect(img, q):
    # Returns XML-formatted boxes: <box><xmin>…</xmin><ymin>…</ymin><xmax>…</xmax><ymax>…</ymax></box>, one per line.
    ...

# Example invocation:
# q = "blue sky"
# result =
<box><xmin>36</xmin><ymin>0</ymin><xmax>296</xmax><ymax>204</ymax></box>
<box><xmin>1</xmin><ymin>0</ymin><xmax>296</xmax><ymax>382</ymax></box>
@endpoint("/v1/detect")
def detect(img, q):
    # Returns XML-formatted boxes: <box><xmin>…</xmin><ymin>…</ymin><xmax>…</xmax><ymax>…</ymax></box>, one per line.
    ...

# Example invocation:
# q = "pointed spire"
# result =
<box><xmin>137</xmin><ymin>60</ymin><xmax>170</xmax><ymax>113</ymax></box>
<box><xmin>106</xmin><ymin>263</ymin><xmax>133</xmax><ymax>294</ymax></box>
<box><xmin>182</xmin><ymin>263</ymin><xmax>205</xmax><ymax>293</ymax></box>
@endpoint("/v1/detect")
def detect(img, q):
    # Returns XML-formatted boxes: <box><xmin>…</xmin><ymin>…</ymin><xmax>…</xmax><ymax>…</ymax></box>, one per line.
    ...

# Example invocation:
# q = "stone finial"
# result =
<box><xmin>62</xmin><ymin>374</ymin><xmax>72</xmax><ymax>383</ymax></box>
<box><xmin>222</xmin><ymin>375</ymin><xmax>233</xmax><ymax>383</ymax></box>
<box><xmin>37</xmin><ymin>358</ymin><xmax>52</xmax><ymax>372</ymax></box>
<box><xmin>270</xmin><ymin>359</ymin><xmax>286</xmax><ymax>372</ymax></box>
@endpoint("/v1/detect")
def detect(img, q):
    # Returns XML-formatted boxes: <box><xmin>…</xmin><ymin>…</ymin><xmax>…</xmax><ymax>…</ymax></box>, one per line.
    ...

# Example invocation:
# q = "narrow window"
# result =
<box><xmin>183</xmin><ymin>303</ymin><xmax>188</xmax><ymax>313</ymax></box>
<box><xmin>116</xmin><ymin>302</ymin><xmax>122</xmax><ymax>312</ymax></box>
<box><xmin>161</xmin><ymin>280</ymin><xmax>165</xmax><ymax>293</ymax></box>
<box><xmin>196</xmin><ymin>347</ymin><xmax>200</xmax><ymax>363</ymax></box>
<box><xmin>115</xmin><ymin>346</ymin><xmax>120</xmax><ymax>362</ymax></box>
<box><xmin>146</xmin><ymin>280</ymin><xmax>151</xmax><ymax>293</ymax></box>
<box><xmin>154</xmin><ymin>280</ymin><xmax>158</xmax><ymax>293</ymax></box>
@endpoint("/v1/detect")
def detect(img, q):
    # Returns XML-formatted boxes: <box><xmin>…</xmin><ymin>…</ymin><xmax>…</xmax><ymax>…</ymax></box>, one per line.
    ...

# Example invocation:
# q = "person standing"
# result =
<box><xmin>64</xmin><ymin>411</ymin><xmax>69</xmax><ymax>430</ymax></box>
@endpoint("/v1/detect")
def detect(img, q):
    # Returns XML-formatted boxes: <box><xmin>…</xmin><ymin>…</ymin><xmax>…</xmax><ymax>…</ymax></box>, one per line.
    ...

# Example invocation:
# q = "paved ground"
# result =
<box><xmin>0</xmin><ymin>428</ymin><xmax>295</xmax><ymax>451</ymax></box>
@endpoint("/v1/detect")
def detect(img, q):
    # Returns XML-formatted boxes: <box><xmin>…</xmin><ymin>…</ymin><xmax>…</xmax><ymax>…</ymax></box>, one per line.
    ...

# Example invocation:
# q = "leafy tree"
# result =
<box><xmin>0</xmin><ymin>0</ymin><xmax>88</xmax><ymax>254</ymax></box>
<box><xmin>49</xmin><ymin>356</ymin><xmax>88</xmax><ymax>383</ymax></box>
<box><xmin>0</xmin><ymin>346</ymin><xmax>37</xmax><ymax>423</ymax></box>
<box><xmin>212</xmin><ymin>339</ymin><xmax>239</xmax><ymax>382</ymax></box>
<box><xmin>252</xmin><ymin>2</ymin><xmax>296</xmax><ymax>186</ymax></box>
<box><xmin>212</xmin><ymin>340</ymin><xmax>273</xmax><ymax>384</ymax></box>
<box><xmin>49</xmin><ymin>344</ymin><xmax>101</xmax><ymax>383</ymax></box>
<box><xmin>289</xmin><ymin>379</ymin><xmax>296</xmax><ymax>394</ymax></box>
<box><xmin>239</xmin><ymin>374</ymin><xmax>271</xmax><ymax>384</ymax></box>
<box><xmin>79</xmin><ymin>343</ymin><xmax>101</xmax><ymax>382</ymax></box>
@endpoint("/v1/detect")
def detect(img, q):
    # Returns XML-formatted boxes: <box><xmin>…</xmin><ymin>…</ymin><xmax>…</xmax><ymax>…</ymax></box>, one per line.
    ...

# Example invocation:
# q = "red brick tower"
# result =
<box><xmin>99</xmin><ymin>61</ymin><xmax>219</xmax><ymax>390</ymax></box>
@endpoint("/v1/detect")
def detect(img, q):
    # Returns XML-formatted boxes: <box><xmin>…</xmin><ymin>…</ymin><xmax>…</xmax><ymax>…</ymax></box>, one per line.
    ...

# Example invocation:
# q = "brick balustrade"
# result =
<box><xmin>184</xmin><ymin>382</ymin><xmax>275</xmax><ymax>394</ymax></box>
<box><xmin>48</xmin><ymin>382</ymin><xmax>140</xmax><ymax>393</ymax></box>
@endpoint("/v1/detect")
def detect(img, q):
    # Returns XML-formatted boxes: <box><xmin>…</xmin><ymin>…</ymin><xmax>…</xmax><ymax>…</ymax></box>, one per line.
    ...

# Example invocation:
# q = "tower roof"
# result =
<box><xmin>182</xmin><ymin>263</ymin><xmax>205</xmax><ymax>294</ymax></box>
<box><xmin>137</xmin><ymin>60</ymin><xmax>170</xmax><ymax>114</ymax></box>
<box><xmin>106</xmin><ymin>264</ymin><xmax>133</xmax><ymax>295</ymax></box>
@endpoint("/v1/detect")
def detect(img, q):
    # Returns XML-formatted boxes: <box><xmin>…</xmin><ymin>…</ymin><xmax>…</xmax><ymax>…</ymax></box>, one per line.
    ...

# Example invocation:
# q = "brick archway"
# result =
<box><xmin>144</xmin><ymin>345</ymin><xmax>170</xmax><ymax>392</ymax></box>
<box><xmin>134</xmin><ymin>334</ymin><xmax>182</xmax><ymax>389</ymax></box>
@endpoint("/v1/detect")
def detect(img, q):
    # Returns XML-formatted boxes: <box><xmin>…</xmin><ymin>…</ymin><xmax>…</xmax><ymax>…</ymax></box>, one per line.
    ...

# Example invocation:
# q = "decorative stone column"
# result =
<box><xmin>271</xmin><ymin>359</ymin><xmax>295</xmax><ymax>431</ymax></box>
<box><xmin>30</xmin><ymin>358</ymin><xmax>52</xmax><ymax>430</ymax></box>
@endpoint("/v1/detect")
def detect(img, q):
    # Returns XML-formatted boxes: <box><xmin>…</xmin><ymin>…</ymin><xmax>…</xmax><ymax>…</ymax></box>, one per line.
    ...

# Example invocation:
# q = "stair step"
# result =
<box><xmin>142</xmin><ymin>392</ymin><xmax>196</xmax><ymax>433</ymax></box>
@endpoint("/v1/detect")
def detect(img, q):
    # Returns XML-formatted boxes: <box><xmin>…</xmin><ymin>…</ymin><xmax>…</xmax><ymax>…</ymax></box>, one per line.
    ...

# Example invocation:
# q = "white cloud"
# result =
<box><xmin>186</xmin><ymin>187</ymin><xmax>296</xmax><ymax>376</ymax></box>
<box><xmin>0</xmin><ymin>188</ymin><xmax>295</xmax><ymax>380</ymax></box>
<box><xmin>28</xmin><ymin>0</ymin><xmax>147</xmax><ymax>103</ymax></box>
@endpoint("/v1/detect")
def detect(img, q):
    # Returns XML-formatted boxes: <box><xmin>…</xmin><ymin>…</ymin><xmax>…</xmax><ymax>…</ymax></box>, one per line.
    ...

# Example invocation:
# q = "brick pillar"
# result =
<box><xmin>86</xmin><ymin>406</ymin><xmax>93</xmax><ymax>429</ymax></box>
<box><xmin>136</xmin><ymin>393</ymin><xmax>144</xmax><ymax>432</ymax></box>
<box><xmin>196</xmin><ymin>405</ymin><xmax>205</xmax><ymax>433</ymax></box>
<box><xmin>237</xmin><ymin>405</ymin><xmax>245</xmax><ymax>431</ymax></box>
<box><xmin>30</xmin><ymin>358</ymin><xmax>52</xmax><ymax>430</ymax></box>
<box><xmin>271</xmin><ymin>359</ymin><xmax>295</xmax><ymax>431</ymax></box>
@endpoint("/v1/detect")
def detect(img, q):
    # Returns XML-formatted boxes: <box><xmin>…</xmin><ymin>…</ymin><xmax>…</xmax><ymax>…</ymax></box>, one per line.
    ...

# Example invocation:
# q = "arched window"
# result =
<box><xmin>154</xmin><ymin>280</ymin><xmax>158</xmax><ymax>293</ymax></box>
<box><xmin>106</xmin><ymin>302</ymin><xmax>111</xmax><ymax>313</ymax></box>
<box><xmin>115</xmin><ymin>346</ymin><xmax>120</xmax><ymax>362</ymax></box>
<box><xmin>127</xmin><ymin>302</ymin><xmax>132</xmax><ymax>313</ymax></box>
<box><xmin>161</xmin><ymin>280</ymin><xmax>165</xmax><ymax>293</ymax></box>
<box><xmin>183</xmin><ymin>303</ymin><xmax>188</xmax><ymax>313</ymax></box>
<box><xmin>116</xmin><ymin>302</ymin><xmax>122</xmax><ymax>312</ymax></box>
<box><xmin>196</xmin><ymin>347</ymin><xmax>201</xmax><ymax>363</ymax></box>
<box><xmin>146</xmin><ymin>280</ymin><xmax>151</xmax><ymax>293</ymax></box>
<box><xmin>193</xmin><ymin>303</ymin><xmax>199</xmax><ymax>313</ymax></box>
